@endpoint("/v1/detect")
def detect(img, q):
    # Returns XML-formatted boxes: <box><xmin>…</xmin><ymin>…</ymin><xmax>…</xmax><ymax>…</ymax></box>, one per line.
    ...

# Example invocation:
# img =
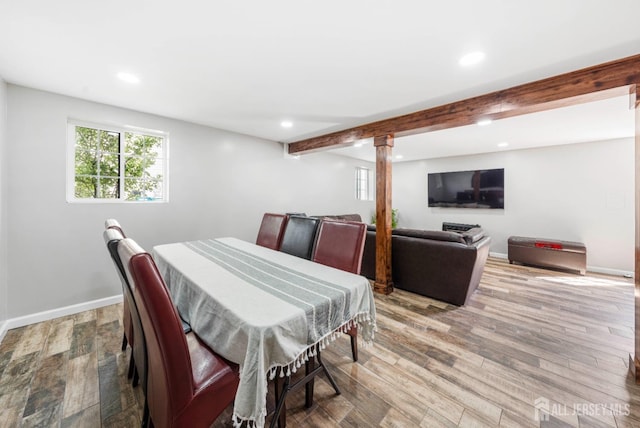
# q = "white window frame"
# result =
<box><xmin>66</xmin><ymin>119</ymin><xmax>170</xmax><ymax>203</ymax></box>
<box><xmin>355</xmin><ymin>166</ymin><xmax>372</xmax><ymax>201</ymax></box>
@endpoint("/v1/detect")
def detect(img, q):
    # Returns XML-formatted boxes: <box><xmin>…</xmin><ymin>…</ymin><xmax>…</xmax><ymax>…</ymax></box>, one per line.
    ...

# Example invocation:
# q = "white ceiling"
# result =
<box><xmin>1</xmin><ymin>1</ymin><xmax>639</xmax><ymax>148</ymax></box>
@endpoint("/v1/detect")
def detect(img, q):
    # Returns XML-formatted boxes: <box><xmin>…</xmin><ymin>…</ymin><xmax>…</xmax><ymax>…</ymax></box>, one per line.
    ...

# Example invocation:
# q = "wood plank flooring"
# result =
<box><xmin>1</xmin><ymin>257</ymin><xmax>639</xmax><ymax>427</ymax></box>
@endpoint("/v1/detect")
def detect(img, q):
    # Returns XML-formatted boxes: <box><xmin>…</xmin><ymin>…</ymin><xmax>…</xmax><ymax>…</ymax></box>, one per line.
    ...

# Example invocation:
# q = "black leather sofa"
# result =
<box><xmin>361</xmin><ymin>226</ymin><xmax>491</xmax><ymax>306</ymax></box>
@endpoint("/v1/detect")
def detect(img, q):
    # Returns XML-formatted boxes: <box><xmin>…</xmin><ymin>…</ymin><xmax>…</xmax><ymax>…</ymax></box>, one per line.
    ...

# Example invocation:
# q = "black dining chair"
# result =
<box><xmin>103</xmin><ymin>229</ymin><xmax>148</xmax><ymax>395</ymax></box>
<box><xmin>279</xmin><ymin>215</ymin><xmax>320</xmax><ymax>260</ymax></box>
<box><xmin>104</xmin><ymin>218</ymin><xmax>134</xmax><ymax>356</ymax></box>
<box><xmin>104</xmin><ymin>218</ymin><xmax>192</xmax><ymax>338</ymax></box>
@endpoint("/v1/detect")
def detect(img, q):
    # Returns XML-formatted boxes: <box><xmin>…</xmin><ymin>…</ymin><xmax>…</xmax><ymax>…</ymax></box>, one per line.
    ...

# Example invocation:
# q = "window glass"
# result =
<box><xmin>68</xmin><ymin>122</ymin><xmax>168</xmax><ymax>202</ymax></box>
<box><xmin>355</xmin><ymin>167</ymin><xmax>370</xmax><ymax>201</ymax></box>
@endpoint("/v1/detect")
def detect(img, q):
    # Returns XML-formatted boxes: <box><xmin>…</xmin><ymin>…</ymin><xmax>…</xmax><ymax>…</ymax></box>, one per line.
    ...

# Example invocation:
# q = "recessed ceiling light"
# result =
<box><xmin>459</xmin><ymin>51</ymin><xmax>485</xmax><ymax>67</ymax></box>
<box><xmin>353</xmin><ymin>143</ymin><xmax>363</xmax><ymax>148</ymax></box>
<box><xmin>281</xmin><ymin>121</ymin><xmax>293</xmax><ymax>128</ymax></box>
<box><xmin>117</xmin><ymin>72</ymin><xmax>140</xmax><ymax>84</ymax></box>
<box><xmin>497</xmin><ymin>142</ymin><xmax>509</xmax><ymax>148</ymax></box>
<box><xmin>477</xmin><ymin>119</ymin><xmax>492</xmax><ymax>126</ymax></box>
<box><xmin>395</xmin><ymin>155</ymin><xmax>404</xmax><ymax>160</ymax></box>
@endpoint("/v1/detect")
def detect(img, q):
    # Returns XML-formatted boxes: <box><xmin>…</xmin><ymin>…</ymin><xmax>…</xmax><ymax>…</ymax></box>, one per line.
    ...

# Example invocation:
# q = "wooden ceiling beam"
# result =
<box><xmin>288</xmin><ymin>53</ymin><xmax>640</xmax><ymax>155</ymax></box>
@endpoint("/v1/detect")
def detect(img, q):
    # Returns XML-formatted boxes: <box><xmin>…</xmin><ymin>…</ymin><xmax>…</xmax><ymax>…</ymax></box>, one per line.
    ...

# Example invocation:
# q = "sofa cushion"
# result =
<box><xmin>316</xmin><ymin>214</ymin><xmax>363</xmax><ymax>222</ymax></box>
<box><xmin>392</xmin><ymin>228</ymin><xmax>466</xmax><ymax>244</ymax></box>
<box><xmin>462</xmin><ymin>227</ymin><xmax>485</xmax><ymax>244</ymax></box>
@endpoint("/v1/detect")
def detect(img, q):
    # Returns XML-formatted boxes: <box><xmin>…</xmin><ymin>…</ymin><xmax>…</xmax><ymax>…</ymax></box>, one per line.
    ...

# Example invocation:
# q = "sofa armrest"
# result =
<box><xmin>462</xmin><ymin>227</ymin><xmax>485</xmax><ymax>244</ymax></box>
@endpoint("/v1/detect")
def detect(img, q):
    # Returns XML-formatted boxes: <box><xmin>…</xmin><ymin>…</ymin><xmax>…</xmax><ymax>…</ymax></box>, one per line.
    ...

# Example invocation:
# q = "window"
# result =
<box><xmin>67</xmin><ymin>121</ymin><xmax>168</xmax><ymax>202</ymax></box>
<box><xmin>355</xmin><ymin>167</ymin><xmax>370</xmax><ymax>201</ymax></box>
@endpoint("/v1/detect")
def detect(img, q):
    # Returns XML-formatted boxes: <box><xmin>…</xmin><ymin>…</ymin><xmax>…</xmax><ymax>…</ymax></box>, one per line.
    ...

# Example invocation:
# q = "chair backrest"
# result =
<box><xmin>256</xmin><ymin>213</ymin><xmax>288</xmax><ymax>250</ymax></box>
<box><xmin>105</xmin><ymin>218</ymin><xmax>126</xmax><ymax>237</ymax></box>
<box><xmin>103</xmin><ymin>228</ymin><xmax>126</xmax><ymax>276</ymax></box>
<box><xmin>103</xmin><ymin>229</ymin><xmax>148</xmax><ymax>392</ymax></box>
<box><xmin>118</xmin><ymin>238</ymin><xmax>193</xmax><ymax>425</ymax></box>
<box><xmin>279</xmin><ymin>215</ymin><xmax>321</xmax><ymax>259</ymax></box>
<box><xmin>312</xmin><ymin>220</ymin><xmax>367</xmax><ymax>274</ymax></box>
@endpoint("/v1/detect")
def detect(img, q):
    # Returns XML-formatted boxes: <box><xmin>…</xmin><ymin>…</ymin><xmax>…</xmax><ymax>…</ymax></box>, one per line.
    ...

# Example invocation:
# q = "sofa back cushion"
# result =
<box><xmin>316</xmin><ymin>214</ymin><xmax>363</xmax><ymax>222</ymax></box>
<box><xmin>392</xmin><ymin>228</ymin><xmax>467</xmax><ymax>244</ymax></box>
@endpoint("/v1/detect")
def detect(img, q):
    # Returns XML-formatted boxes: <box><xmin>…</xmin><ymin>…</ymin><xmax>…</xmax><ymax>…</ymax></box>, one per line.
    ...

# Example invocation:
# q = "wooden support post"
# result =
<box><xmin>632</xmin><ymin>85</ymin><xmax>640</xmax><ymax>383</ymax></box>
<box><xmin>374</xmin><ymin>134</ymin><xmax>394</xmax><ymax>295</ymax></box>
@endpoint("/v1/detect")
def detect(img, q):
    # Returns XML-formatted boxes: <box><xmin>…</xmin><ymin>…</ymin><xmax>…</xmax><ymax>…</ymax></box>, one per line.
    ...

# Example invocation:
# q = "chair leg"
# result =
<box><xmin>347</xmin><ymin>325</ymin><xmax>358</xmax><ymax>362</ymax></box>
<box><xmin>270</xmin><ymin>375</ymin><xmax>290</xmax><ymax>428</ymax></box>
<box><xmin>305</xmin><ymin>355</ymin><xmax>315</xmax><ymax>408</ymax></box>
<box><xmin>132</xmin><ymin>366</ymin><xmax>139</xmax><ymax>387</ymax></box>
<box><xmin>350</xmin><ymin>335</ymin><xmax>357</xmax><ymax>362</ymax></box>
<box><xmin>274</xmin><ymin>375</ymin><xmax>279</xmax><ymax>411</ymax></box>
<box><xmin>141</xmin><ymin>399</ymin><xmax>150</xmax><ymax>428</ymax></box>
<box><xmin>316</xmin><ymin>348</ymin><xmax>341</xmax><ymax>395</ymax></box>
<box><xmin>127</xmin><ymin>353</ymin><xmax>136</xmax><ymax>379</ymax></box>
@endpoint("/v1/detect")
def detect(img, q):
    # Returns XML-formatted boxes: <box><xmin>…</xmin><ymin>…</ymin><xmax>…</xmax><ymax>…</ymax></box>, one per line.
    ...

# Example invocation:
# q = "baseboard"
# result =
<box><xmin>0</xmin><ymin>319</ymin><xmax>8</xmax><ymax>345</ymax></box>
<box><xmin>0</xmin><ymin>294</ymin><xmax>123</xmax><ymax>343</ymax></box>
<box><xmin>490</xmin><ymin>252</ymin><xmax>508</xmax><ymax>259</ymax></box>
<box><xmin>488</xmin><ymin>252</ymin><xmax>633</xmax><ymax>278</ymax></box>
<box><xmin>587</xmin><ymin>265</ymin><xmax>634</xmax><ymax>278</ymax></box>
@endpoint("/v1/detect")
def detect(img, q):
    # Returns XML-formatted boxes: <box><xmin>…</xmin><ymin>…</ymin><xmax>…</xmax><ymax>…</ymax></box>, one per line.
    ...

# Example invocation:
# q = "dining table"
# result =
<box><xmin>152</xmin><ymin>237</ymin><xmax>376</xmax><ymax>428</ymax></box>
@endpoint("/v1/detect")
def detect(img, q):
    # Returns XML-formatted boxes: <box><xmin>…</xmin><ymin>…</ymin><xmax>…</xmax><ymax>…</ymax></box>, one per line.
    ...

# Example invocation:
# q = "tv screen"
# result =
<box><xmin>428</xmin><ymin>168</ymin><xmax>504</xmax><ymax>209</ymax></box>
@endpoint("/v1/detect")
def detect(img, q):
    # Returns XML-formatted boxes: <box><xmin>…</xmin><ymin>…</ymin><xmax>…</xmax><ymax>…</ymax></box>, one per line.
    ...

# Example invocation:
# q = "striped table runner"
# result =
<box><xmin>153</xmin><ymin>237</ymin><xmax>376</xmax><ymax>428</ymax></box>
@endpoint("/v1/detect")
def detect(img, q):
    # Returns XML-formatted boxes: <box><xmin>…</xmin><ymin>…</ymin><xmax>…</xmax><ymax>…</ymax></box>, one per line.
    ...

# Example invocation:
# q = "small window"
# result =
<box><xmin>67</xmin><ymin>121</ymin><xmax>168</xmax><ymax>202</ymax></box>
<box><xmin>355</xmin><ymin>167</ymin><xmax>370</xmax><ymax>201</ymax></box>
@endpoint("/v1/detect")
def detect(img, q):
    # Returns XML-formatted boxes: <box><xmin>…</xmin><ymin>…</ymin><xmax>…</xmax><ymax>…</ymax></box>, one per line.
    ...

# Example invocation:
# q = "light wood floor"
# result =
<box><xmin>1</xmin><ymin>258</ymin><xmax>639</xmax><ymax>427</ymax></box>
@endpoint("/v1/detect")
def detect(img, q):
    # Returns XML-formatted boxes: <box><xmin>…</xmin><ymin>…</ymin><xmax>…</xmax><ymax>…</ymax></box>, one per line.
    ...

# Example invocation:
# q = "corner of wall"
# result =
<box><xmin>0</xmin><ymin>77</ymin><xmax>8</xmax><ymax>330</ymax></box>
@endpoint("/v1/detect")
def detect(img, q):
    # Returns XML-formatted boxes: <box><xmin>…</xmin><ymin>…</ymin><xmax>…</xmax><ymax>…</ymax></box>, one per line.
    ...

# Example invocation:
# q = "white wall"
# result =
<box><xmin>393</xmin><ymin>138</ymin><xmax>634</xmax><ymax>273</ymax></box>
<box><xmin>0</xmin><ymin>78</ymin><xmax>7</xmax><ymax>326</ymax></box>
<box><xmin>6</xmin><ymin>85</ymin><xmax>374</xmax><ymax>319</ymax></box>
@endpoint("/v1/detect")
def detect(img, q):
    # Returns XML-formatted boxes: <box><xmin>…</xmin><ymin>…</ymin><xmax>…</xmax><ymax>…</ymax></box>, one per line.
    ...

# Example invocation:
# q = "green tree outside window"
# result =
<box><xmin>73</xmin><ymin>125</ymin><xmax>165</xmax><ymax>201</ymax></box>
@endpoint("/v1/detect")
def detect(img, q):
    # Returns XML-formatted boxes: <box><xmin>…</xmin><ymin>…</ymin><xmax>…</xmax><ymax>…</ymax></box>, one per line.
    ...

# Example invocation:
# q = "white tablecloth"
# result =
<box><xmin>152</xmin><ymin>237</ymin><xmax>376</xmax><ymax>428</ymax></box>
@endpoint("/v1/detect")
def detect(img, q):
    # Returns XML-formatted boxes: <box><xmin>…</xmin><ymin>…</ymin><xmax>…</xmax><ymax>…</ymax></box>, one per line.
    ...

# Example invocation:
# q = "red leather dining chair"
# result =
<box><xmin>118</xmin><ymin>238</ymin><xmax>239</xmax><ymax>428</ymax></box>
<box><xmin>312</xmin><ymin>219</ymin><xmax>367</xmax><ymax>362</ymax></box>
<box><xmin>256</xmin><ymin>213</ymin><xmax>288</xmax><ymax>250</ymax></box>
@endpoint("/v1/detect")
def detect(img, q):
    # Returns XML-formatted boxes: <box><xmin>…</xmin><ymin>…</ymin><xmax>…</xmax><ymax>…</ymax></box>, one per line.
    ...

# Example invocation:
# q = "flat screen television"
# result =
<box><xmin>428</xmin><ymin>168</ymin><xmax>504</xmax><ymax>209</ymax></box>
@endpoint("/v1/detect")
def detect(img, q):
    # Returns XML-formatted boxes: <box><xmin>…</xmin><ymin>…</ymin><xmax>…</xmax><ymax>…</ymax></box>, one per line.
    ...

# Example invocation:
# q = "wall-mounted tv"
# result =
<box><xmin>428</xmin><ymin>168</ymin><xmax>504</xmax><ymax>209</ymax></box>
